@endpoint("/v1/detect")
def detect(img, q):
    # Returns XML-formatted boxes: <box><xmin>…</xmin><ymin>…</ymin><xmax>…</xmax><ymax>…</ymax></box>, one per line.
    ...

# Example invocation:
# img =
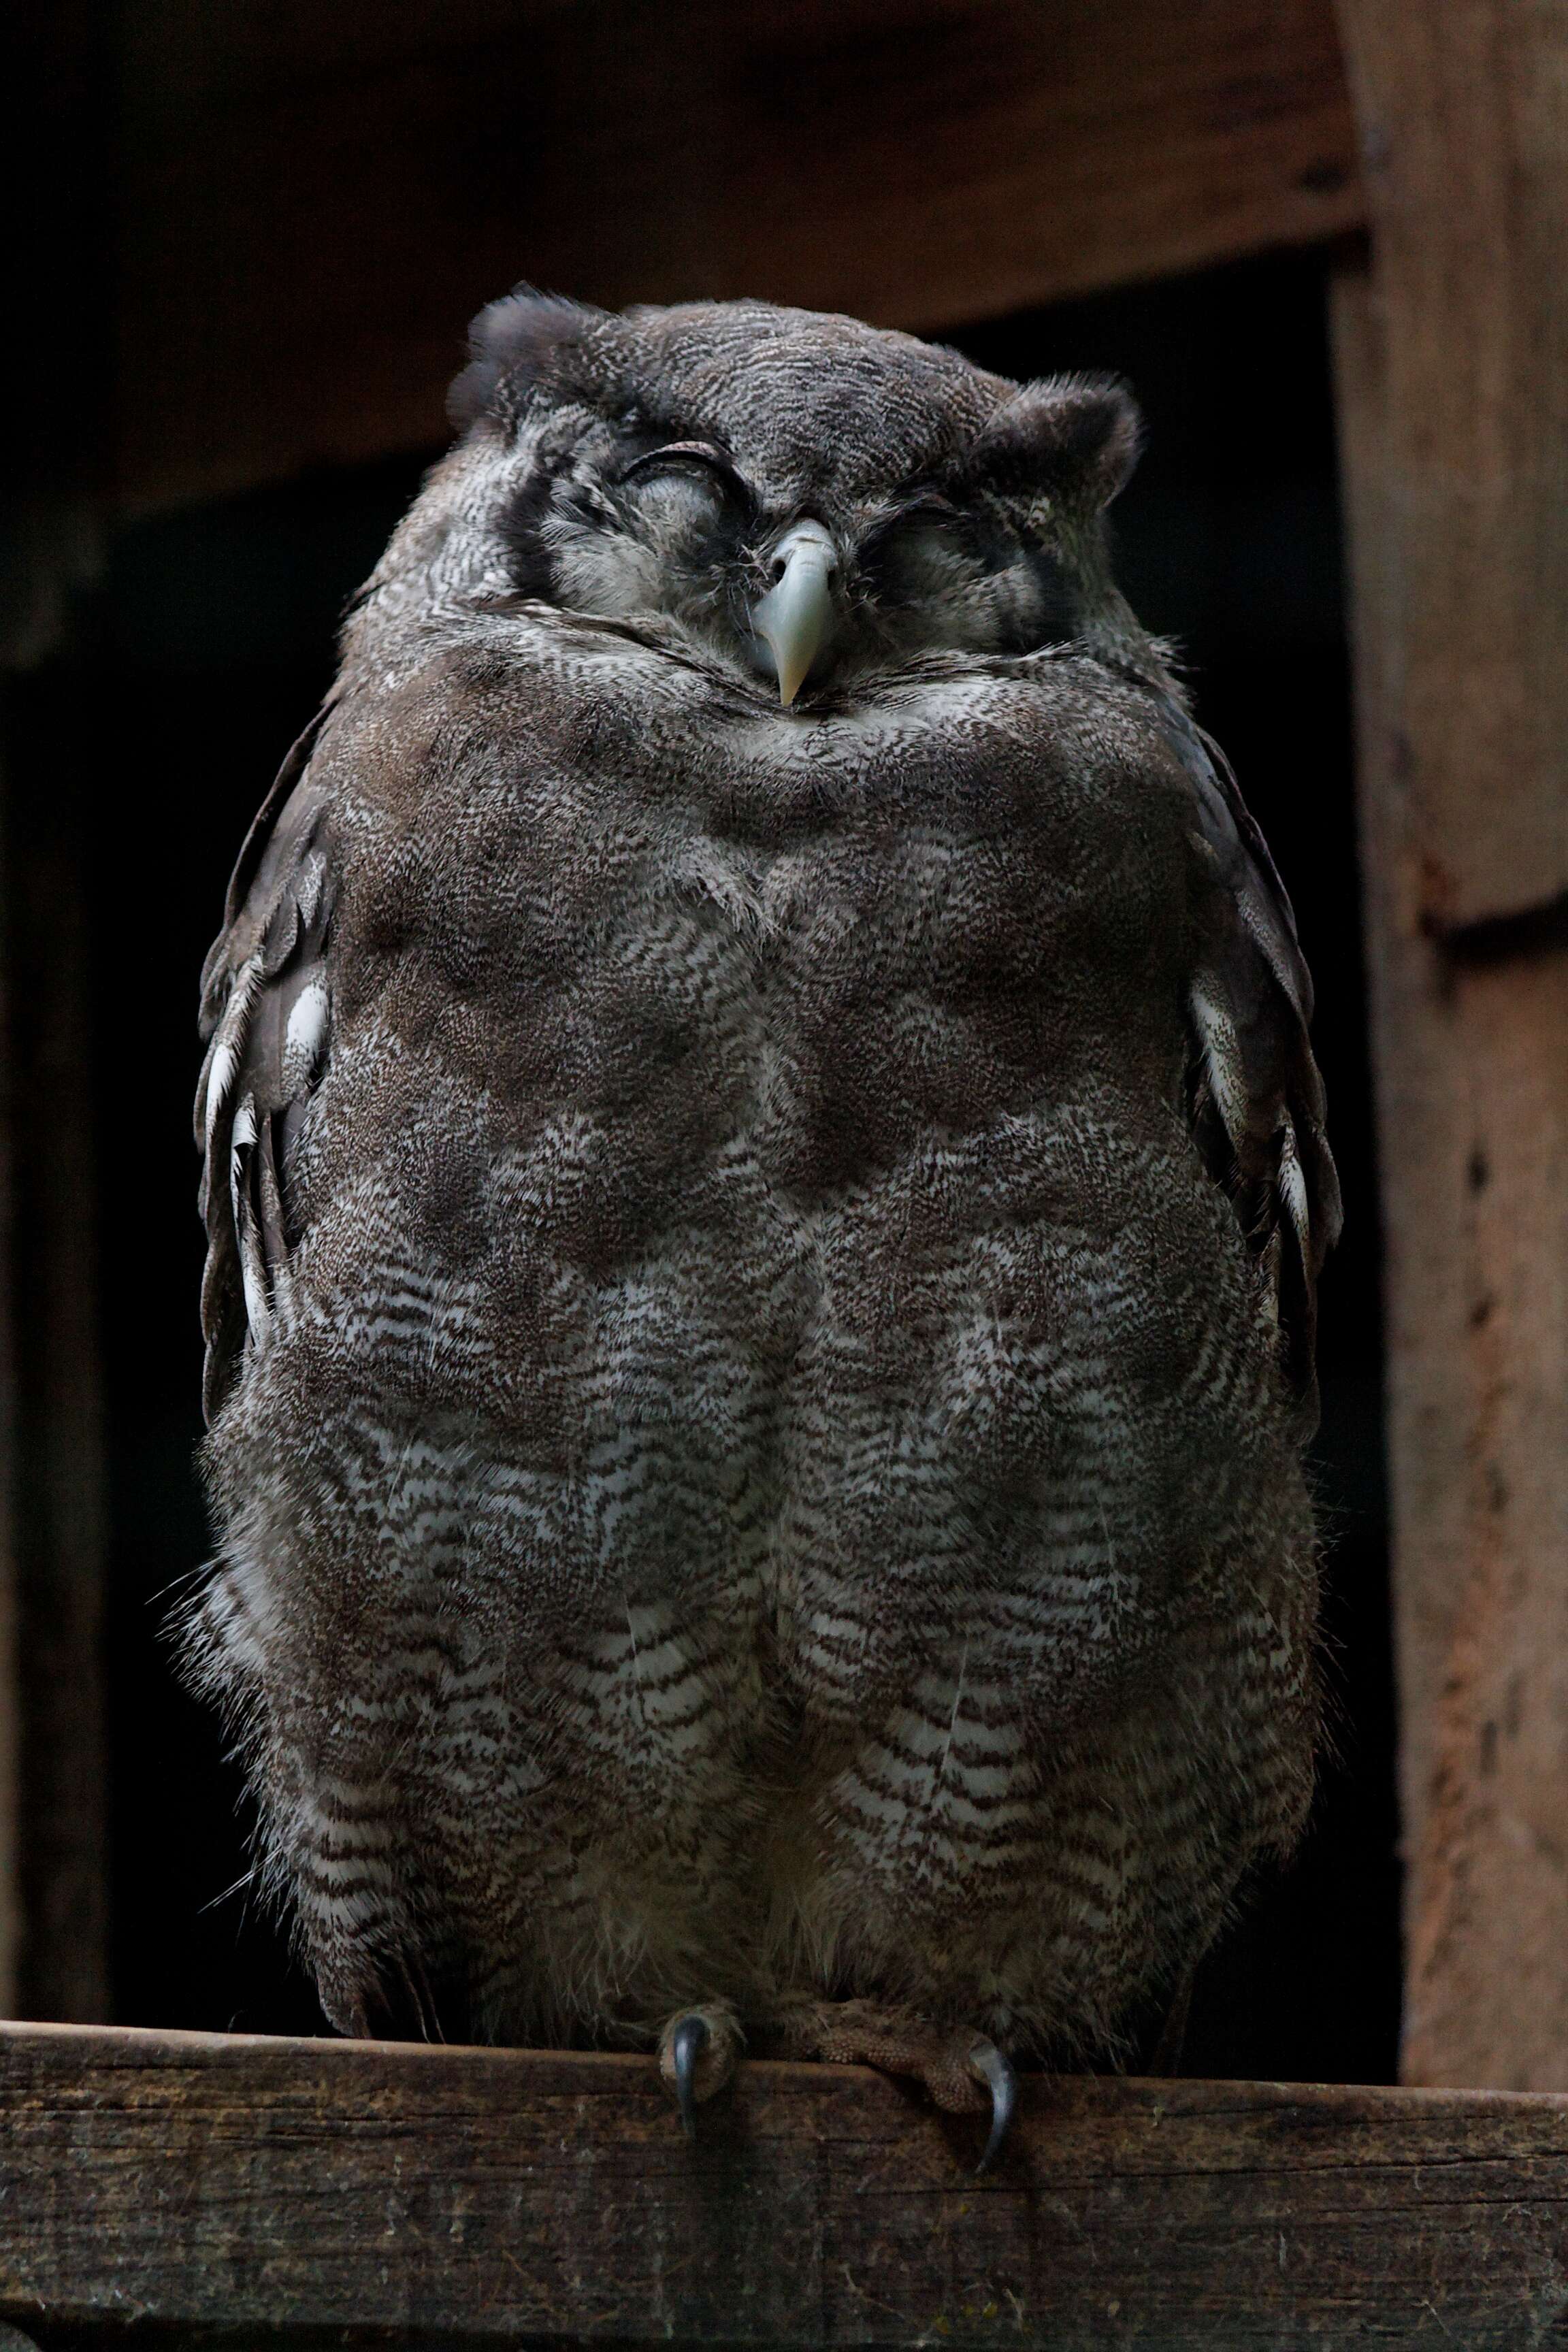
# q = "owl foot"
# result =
<box><xmin>657</xmin><ymin>1999</ymin><xmax>745</xmax><ymax>2137</ymax></box>
<box><xmin>969</xmin><ymin>2038</ymin><xmax>1017</xmax><ymax>2173</ymax></box>
<box><xmin>773</xmin><ymin>1997</ymin><xmax>1017</xmax><ymax>2172</ymax></box>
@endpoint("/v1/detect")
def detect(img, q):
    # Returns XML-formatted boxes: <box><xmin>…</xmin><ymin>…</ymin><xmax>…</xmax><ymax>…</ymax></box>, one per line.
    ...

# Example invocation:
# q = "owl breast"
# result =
<box><xmin>203</xmin><ymin>629</ymin><xmax>1313</xmax><ymax>2051</ymax></box>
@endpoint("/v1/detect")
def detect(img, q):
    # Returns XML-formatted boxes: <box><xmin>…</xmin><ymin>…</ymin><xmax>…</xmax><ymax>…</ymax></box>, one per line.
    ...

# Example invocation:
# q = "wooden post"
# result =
<box><xmin>1332</xmin><ymin>1</ymin><xmax>1568</xmax><ymax>2088</ymax></box>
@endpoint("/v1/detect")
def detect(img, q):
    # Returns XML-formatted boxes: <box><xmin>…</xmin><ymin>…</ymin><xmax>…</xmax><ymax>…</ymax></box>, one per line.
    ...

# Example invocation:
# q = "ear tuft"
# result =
<box><xmin>963</xmin><ymin>374</ymin><xmax>1143</xmax><ymax>508</ymax></box>
<box><xmin>446</xmin><ymin>288</ymin><xmax>607</xmax><ymax>434</ymax></box>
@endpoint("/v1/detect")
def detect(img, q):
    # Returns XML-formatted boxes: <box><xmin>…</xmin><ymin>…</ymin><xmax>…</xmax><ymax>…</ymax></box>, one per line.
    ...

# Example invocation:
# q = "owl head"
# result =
<box><xmin>367</xmin><ymin>292</ymin><xmax>1147</xmax><ymax>707</ymax></box>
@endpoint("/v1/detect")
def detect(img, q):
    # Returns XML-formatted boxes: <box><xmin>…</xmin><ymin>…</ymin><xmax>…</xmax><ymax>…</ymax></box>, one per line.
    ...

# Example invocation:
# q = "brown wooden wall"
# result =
<box><xmin>114</xmin><ymin>0</ymin><xmax>1364</xmax><ymax>511</ymax></box>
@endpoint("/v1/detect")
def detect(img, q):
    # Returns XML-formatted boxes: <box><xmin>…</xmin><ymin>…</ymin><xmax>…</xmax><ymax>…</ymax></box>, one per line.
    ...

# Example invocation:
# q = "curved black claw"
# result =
<box><xmin>669</xmin><ymin>2012</ymin><xmax>711</xmax><ymax>2140</ymax></box>
<box><xmin>970</xmin><ymin>2039</ymin><xmax>1017</xmax><ymax>2176</ymax></box>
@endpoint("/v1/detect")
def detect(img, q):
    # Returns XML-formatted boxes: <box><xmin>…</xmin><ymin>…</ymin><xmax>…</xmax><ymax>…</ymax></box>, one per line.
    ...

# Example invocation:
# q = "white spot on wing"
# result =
<box><xmin>1191</xmin><ymin>980</ymin><xmax>1245</xmax><ymax>1147</ymax></box>
<box><xmin>1278</xmin><ymin>1117</ymin><xmax>1309</xmax><ymax>1247</ymax></box>
<box><xmin>203</xmin><ymin>954</ymin><xmax>263</xmax><ymax>1150</ymax></box>
<box><xmin>283</xmin><ymin>979</ymin><xmax>329</xmax><ymax>1093</ymax></box>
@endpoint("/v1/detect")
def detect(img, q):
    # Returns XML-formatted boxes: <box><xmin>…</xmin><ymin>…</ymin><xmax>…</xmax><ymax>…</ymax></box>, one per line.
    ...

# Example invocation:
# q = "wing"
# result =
<box><xmin>197</xmin><ymin>709</ymin><xmax>339</xmax><ymax>1422</ymax></box>
<box><xmin>1158</xmin><ymin>698</ymin><xmax>1342</xmax><ymax>1412</ymax></box>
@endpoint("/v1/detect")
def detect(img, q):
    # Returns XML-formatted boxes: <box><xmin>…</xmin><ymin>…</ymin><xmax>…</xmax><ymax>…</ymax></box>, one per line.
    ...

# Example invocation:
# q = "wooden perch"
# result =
<box><xmin>1</xmin><ymin>2022</ymin><xmax>1565</xmax><ymax>2345</ymax></box>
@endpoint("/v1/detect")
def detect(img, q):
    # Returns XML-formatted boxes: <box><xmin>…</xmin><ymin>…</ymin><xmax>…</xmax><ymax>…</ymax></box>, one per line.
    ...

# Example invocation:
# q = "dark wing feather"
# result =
<box><xmin>197</xmin><ymin>711</ymin><xmax>339</xmax><ymax>1422</ymax></box>
<box><xmin>1157</xmin><ymin>696</ymin><xmax>1341</xmax><ymax>1412</ymax></box>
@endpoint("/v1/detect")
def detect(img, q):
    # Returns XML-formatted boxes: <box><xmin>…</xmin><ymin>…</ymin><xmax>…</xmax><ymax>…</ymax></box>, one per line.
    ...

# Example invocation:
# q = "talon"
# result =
<box><xmin>969</xmin><ymin>2038</ymin><xmax>1016</xmax><ymax>2174</ymax></box>
<box><xmin>668</xmin><ymin>2012</ymin><xmax>710</xmax><ymax>2140</ymax></box>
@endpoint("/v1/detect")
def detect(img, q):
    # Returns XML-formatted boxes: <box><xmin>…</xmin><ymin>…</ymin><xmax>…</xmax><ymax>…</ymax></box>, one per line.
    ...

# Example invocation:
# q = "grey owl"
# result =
<box><xmin>189</xmin><ymin>293</ymin><xmax>1339</xmax><ymax>2161</ymax></box>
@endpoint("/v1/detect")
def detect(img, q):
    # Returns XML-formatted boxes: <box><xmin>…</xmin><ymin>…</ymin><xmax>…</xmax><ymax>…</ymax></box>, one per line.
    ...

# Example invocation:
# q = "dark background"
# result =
<box><xmin>51</xmin><ymin>248</ymin><xmax>1394</xmax><ymax>2074</ymax></box>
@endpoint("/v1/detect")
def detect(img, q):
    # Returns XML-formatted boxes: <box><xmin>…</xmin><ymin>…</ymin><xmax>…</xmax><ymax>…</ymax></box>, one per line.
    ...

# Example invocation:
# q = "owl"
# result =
<box><xmin>189</xmin><ymin>292</ymin><xmax>1339</xmax><ymax>2167</ymax></box>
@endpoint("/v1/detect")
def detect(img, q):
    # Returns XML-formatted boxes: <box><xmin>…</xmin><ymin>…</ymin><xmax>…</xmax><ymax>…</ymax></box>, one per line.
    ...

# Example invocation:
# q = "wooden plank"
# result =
<box><xmin>1330</xmin><ymin>0</ymin><xmax>1568</xmax><ymax>2093</ymax></box>
<box><xmin>2</xmin><ymin>2023</ymin><xmax>1568</xmax><ymax>2345</ymax></box>
<box><xmin>114</xmin><ymin>0</ymin><xmax>1364</xmax><ymax>513</ymax></box>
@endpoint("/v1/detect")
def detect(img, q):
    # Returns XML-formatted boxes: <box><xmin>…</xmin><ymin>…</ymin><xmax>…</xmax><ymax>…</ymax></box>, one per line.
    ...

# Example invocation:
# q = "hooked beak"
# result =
<box><xmin>750</xmin><ymin>521</ymin><xmax>838</xmax><ymax>706</ymax></box>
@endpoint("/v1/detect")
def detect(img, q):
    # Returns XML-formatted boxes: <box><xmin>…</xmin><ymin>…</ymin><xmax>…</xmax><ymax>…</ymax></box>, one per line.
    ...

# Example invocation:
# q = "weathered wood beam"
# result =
<box><xmin>2</xmin><ymin>2024</ymin><xmax>1567</xmax><ymax>2344</ymax></box>
<box><xmin>1331</xmin><ymin>0</ymin><xmax>1568</xmax><ymax>2089</ymax></box>
<box><xmin>115</xmin><ymin>0</ymin><xmax>1364</xmax><ymax>513</ymax></box>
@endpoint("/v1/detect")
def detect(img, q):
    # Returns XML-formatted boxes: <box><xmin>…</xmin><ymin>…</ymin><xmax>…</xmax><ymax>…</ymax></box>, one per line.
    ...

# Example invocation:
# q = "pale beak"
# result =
<box><xmin>750</xmin><ymin>521</ymin><xmax>838</xmax><ymax>706</ymax></box>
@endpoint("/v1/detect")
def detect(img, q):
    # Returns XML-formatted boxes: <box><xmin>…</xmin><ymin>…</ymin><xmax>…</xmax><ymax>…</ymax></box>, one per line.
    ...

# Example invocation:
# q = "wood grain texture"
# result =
<box><xmin>114</xmin><ymin>0</ymin><xmax>1363</xmax><ymax>512</ymax></box>
<box><xmin>1331</xmin><ymin>1</ymin><xmax>1568</xmax><ymax>2092</ymax></box>
<box><xmin>3</xmin><ymin>2023</ymin><xmax>1568</xmax><ymax>2345</ymax></box>
<box><xmin>1332</xmin><ymin>0</ymin><xmax>1568</xmax><ymax>932</ymax></box>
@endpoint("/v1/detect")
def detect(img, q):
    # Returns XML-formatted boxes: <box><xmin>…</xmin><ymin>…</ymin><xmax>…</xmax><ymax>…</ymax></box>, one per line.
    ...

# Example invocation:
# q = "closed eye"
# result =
<box><xmin>856</xmin><ymin>493</ymin><xmax>1076</xmax><ymax>653</ymax></box>
<box><xmin>619</xmin><ymin>442</ymin><xmax>753</xmax><ymax>506</ymax></box>
<box><xmin>858</xmin><ymin>494</ymin><xmax>966</xmax><ymax>571</ymax></box>
<box><xmin>858</xmin><ymin>495</ymin><xmax>983</xmax><ymax>598</ymax></box>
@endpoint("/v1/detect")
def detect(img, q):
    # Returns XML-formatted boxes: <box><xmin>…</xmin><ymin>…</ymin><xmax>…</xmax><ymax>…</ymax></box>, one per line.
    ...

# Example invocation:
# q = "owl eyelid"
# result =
<box><xmin>862</xmin><ymin>492</ymin><xmax>964</xmax><ymax>544</ymax></box>
<box><xmin>857</xmin><ymin>493</ymin><xmax>969</xmax><ymax>569</ymax></box>
<box><xmin>619</xmin><ymin>442</ymin><xmax>750</xmax><ymax>494</ymax></box>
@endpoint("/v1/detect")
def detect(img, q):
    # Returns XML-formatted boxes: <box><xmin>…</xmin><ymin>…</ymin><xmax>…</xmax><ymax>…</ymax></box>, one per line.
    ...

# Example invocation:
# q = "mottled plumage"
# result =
<box><xmin>188</xmin><ymin>294</ymin><xmax>1339</xmax><ymax>2119</ymax></box>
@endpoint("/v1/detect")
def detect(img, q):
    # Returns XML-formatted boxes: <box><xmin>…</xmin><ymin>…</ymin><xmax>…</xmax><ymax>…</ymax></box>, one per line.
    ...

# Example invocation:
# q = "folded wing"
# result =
<box><xmin>1161</xmin><ymin>699</ymin><xmax>1342</xmax><ymax>1413</ymax></box>
<box><xmin>196</xmin><ymin>713</ymin><xmax>339</xmax><ymax>1422</ymax></box>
